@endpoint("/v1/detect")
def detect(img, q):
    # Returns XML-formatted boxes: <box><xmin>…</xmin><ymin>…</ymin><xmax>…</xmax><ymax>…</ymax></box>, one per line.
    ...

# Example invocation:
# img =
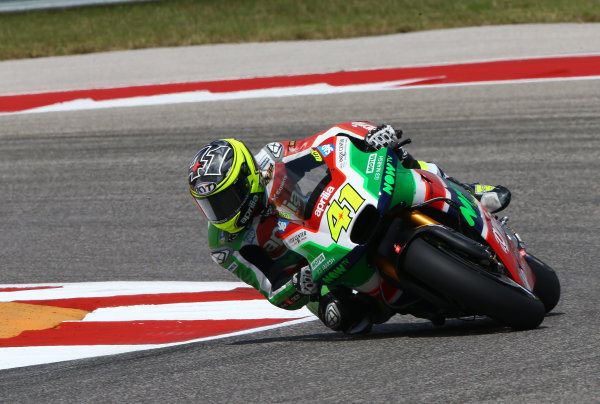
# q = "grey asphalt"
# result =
<box><xmin>1</xmin><ymin>25</ymin><xmax>600</xmax><ymax>403</ymax></box>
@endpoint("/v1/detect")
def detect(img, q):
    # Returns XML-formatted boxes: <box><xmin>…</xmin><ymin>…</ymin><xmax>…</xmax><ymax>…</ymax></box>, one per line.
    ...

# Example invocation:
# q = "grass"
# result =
<box><xmin>0</xmin><ymin>0</ymin><xmax>598</xmax><ymax>61</ymax></box>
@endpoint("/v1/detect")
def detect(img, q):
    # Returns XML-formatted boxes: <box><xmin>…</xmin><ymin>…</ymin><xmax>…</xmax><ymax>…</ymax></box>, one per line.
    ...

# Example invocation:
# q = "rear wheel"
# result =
<box><xmin>400</xmin><ymin>238</ymin><xmax>545</xmax><ymax>330</ymax></box>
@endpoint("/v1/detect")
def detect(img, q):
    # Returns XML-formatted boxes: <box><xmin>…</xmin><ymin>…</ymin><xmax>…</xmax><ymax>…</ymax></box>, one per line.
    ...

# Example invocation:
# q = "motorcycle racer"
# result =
<box><xmin>188</xmin><ymin>122</ymin><xmax>511</xmax><ymax>334</ymax></box>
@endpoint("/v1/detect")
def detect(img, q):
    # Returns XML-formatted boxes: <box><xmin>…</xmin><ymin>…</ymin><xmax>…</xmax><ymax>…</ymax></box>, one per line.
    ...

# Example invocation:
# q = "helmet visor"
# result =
<box><xmin>194</xmin><ymin>175</ymin><xmax>251</xmax><ymax>223</ymax></box>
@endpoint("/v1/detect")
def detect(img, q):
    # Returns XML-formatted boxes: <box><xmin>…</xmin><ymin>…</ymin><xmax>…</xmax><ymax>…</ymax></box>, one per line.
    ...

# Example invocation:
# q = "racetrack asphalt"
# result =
<box><xmin>1</xmin><ymin>24</ymin><xmax>599</xmax><ymax>403</ymax></box>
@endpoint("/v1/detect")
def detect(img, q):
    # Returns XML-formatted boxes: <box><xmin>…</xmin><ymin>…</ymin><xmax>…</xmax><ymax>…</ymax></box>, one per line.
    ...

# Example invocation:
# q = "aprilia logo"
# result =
<box><xmin>239</xmin><ymin>194</ymin><xmax>259</xmax><ymax>226</ymax></box>
<box><xmin>315</xmin><ymin>186</ymin><xmax>336</xmax><ymax>217</ymax></box>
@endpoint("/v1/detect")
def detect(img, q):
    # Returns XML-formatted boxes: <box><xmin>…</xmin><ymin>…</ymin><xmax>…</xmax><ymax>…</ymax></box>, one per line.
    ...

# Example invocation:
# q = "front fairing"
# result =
<box><xmin>273</xmin><ymin>136</ymin><xmax>393</xmax><ymax>286</ymax></box>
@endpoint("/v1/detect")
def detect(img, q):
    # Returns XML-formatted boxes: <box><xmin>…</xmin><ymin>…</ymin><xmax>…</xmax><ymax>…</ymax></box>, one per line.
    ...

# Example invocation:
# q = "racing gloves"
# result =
<box><xmin>292</xmin><ymin>266</ymin><xmax>319</xmax><ymax>296</ymax></box>
<box><xmin>365</xmin><ymin>124</ymin><xmax>416</xmax><ymax>167</ymax></box>
<box><xmin>365</xmin><ymin>124</ymin><xmax>402</xmax><ymax>150</ymax></box>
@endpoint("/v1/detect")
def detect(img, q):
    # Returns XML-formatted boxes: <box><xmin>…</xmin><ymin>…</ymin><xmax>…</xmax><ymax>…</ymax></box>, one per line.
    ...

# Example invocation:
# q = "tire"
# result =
<box><xmin>525</xmin><ymin>254</ymin><xmax>560</xmax><ymax>313</ymax></box>
<box><xmin>400</xmin><ymin>238</ymin><xmax>546</xmax><ymax>330</ymax></box>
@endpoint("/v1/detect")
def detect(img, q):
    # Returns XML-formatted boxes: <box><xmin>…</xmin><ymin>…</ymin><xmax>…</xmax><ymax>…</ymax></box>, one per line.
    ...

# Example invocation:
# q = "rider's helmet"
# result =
<box><xmin>188</xmin><ymin>139</ymin><xmax>264</xmax><ymax>233</ymax></box>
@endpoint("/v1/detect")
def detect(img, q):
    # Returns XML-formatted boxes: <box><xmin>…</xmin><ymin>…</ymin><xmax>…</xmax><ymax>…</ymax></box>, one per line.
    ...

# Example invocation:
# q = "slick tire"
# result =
<box><xmin>525</xmin><ymin>254</ymin><xmax>561</xmax><ymax>313</ymax></box>
<box><xmin>400</xmin><ymin>238</ymin><xmax>545</xmax><ymax>330</ymax></box>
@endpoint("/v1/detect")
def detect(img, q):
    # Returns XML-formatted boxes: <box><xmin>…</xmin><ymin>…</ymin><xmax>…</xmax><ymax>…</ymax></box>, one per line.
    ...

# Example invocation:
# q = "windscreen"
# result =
<box><xmin>271</xmin><ymin>152</ymin><xmax>332</xmax><ymax>220</ymax></box>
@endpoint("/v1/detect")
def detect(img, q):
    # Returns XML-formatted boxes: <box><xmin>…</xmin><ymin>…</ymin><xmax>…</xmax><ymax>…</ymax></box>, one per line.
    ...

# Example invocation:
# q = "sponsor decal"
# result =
<box><xmin>282</xmin><ymin>190</ymin><xmax>304</xmax><ymax>216</ymax></box>
<box><xmin>310</xmin><ymin>149</ymin><xmax>323</xmax><ymax>162</ymax></box>
<box><xmin>278</xmin><ymin>210</ymin><xmax>291</xmax><ymax>219</ymax></box>
<box><xmin>317</xmin><ymin>144</ymin><xmax>335</xmax><ymax>157</ymax></box>
<box><xmin>453</xmin><ymin>187</ymin><xmax>478</xmax><ymax>227</ymax></box>
<box><xmin>219</xmin><ymin>229</ymin><xmax>239</xmax><ymax>243</ymax></box>
<box><xmin>210</xmin><ymin>248</ymin><xmax>232</xmax><ymax>265</ymax></box>
<box><xmin>262</xmin><ymin>225</ymin><xmax>286</xmax><ymax>256</ymax></box>
<box><xmin>242</xmin><ymin>228</ymin><xmax>257</xmax><ymax>245</ymax></box>
<box><xmin>274</xmin><ymin>175</ymin><xmax>288</xmax><ymax>198</ymax></box>
<box><xmin>286</xmin><ymin>230</ymin><xmax>308</xmax><ymax>248</ymax></box>
<box><xmin>492</xmin><ymin>226</ymin><xmax>509</xmax><ymax>252</ymax></box>
<box><xmin>321</xmin><ymin>258</ymin><xmax>350</xmax><ymax>283</ymax></box>
<box><xmin>324</xmin><ymin>303</ymin><xmax>341</xmax><ymax>329</ymax></box>
<box><xmin>227</xmin><ymin>232</ymin><xmax>240</xmax><ymax>242</ymax></box>
<box><xmin>366</xmin><ymin>153</ymin><xmax>377</xmax><ymax>174</ymax></box>
<box><xmin>194</xmin><ymin>182</ymin><xmax>217</xmax><ymax>195</ymax></box>
<box><xmin>218</xmin><ymin>230</ymin><xmax>227</xmax><ymax>244</ymax></box>
<box><xmin>266</xmin><ymin>142</ymin><xmax>283</xmax><ymax>159</ymax></box>
<box><xmin>311</xmin><ymin>253</ymin><xmax>325</xmax><ymax>269</ymax></box>
<box><xmin>280</xmin><ymin>292</ymin><xmax>304</xmax><ymax>308</ymax></box>
<box><xmin>288</xmin><ymin>140</ymin><xmax>297</xmax><ymax>152</ymax></box>
<box><xmin>263</xmin><ymin>204</ymin><xmax>275</xmax><ymax>217</ymax></box>
<box><xmin>259</xmin><ymin>156</ymin><xmax>271</xmax><ymax>170</ymax></box>
<box><xmin>322</xmin><ymin>258</ymin><xmax>336</xmax><ymax>271</ymax></box>
<box><xmin>351</xmin><ymin>122</ymin><xmax>377</xmax><ymax>131</ymax></box>
<box><xmin>337</xmin><ymin>137</ymin><xmax>348</xmax><ymax>168</ymax></box>
<box><xmin>277</xmin><ymin>218</ymin><xmax>289</xmax><ymax>233</ymax></box>
<box><xmin>374</xmin><ymin>155</ymin><xmax>384</xmax><ymax>181</ymax></box>
<box><xmin>314</xmin><ymin>185</ymin><xmax>336</xmax><ymax>217</ymax></box>
<box><xmin>382</xmin><ymin>155</ymin><xmax>396</xmax><ymax>196</ymax></box>
<box><xmin>226</xmin><ymin>262</ymin><xmax>238</xmax><ymax>273</ymax></box>
<box><xmin>311</xmin><ymin>255</ymin><xmax>336</xmax><ymax>278</ymax></box>
<box><xmin>277</xmin><ymin>210</ymin><xmax>292</xmax><ymax>220</ymax></box>
<box><xmin>487</xmin><ymin>212</ymin><xmax>509</xmax><ymax>252</ymax></box>
<box><xmin>239</xmin><ymin>194</ymin><xmax>259</xmax><ymax>227</ymax></box>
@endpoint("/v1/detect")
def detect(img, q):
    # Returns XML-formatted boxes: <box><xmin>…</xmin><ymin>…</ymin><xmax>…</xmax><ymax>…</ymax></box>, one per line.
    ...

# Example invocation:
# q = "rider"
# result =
<box><xmin>188</xmin><ymin>122</ymin><xmax>511</xmax><ymax>334</ymax></box>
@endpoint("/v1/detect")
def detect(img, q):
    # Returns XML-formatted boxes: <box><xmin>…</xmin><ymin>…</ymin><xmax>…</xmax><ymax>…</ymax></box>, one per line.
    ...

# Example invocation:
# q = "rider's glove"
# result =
<box><xmin>292</xmin><ymin>265</ymin><xmax>319</xmax><ymax>296</ymax></box>
<box><xmin>365</xmin><ymin>124</ymin><xmax>403</xmax><ymax>151</ymax></box>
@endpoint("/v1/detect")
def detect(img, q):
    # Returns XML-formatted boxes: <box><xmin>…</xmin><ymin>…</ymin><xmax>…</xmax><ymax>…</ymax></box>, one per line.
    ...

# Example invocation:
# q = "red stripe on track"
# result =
<box><xmin>0</xmin><ymin>286</ymin><xmax>62</xmax><ymax>293</ymax></box>
<box><xmin>0</xmin><ymin>318</ymin><xmax>300</xmax><ymax>346</ymax></box>
<box><xmin>16</xmin><ymin>287</ymin><xmax>264</xmax><ymax>311</ymax></box>
<box><xmin>1</xmin><ymin>56</ymin><xmax>598</xmax><ymax>113</ymax></box>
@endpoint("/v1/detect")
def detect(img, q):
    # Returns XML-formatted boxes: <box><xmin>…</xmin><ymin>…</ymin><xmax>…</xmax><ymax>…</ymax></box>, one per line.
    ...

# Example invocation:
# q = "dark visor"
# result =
<box><xmin>195</xmin><ymin>176</ymin><xmax>251</xmax><ymax>223</ymax></box>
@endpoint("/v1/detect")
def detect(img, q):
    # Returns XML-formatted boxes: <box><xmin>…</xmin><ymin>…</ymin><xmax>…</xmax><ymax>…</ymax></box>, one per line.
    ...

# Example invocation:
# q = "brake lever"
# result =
<box><xmin>398</xmin><ymin>138</ymin><xmax>412</xmax><ymax>147</ymax></box>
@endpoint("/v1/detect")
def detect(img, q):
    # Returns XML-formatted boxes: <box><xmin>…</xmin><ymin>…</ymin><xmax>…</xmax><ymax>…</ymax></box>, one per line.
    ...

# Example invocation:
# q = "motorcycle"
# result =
<box><xmin>275</xmin><ymin>133</ymin><xmax>560</xmax><ymax>330</ymax></box>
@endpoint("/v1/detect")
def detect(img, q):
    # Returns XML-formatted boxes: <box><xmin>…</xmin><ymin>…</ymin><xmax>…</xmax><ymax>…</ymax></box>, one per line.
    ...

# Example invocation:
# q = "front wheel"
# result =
<box><xmin>525</xmin><ymin>254</ymin><xmax>560</xmax><ymax>313</ymax></box>
<box><xmin>400</xmin><ymin>238</ymin><xmax>546</xmax><ymax>330</ymax></box>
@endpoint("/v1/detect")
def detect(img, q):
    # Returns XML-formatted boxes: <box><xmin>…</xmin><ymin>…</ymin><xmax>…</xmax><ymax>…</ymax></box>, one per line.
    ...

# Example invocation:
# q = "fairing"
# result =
<box><xmin>274</xmin><ymin>130</ymin><xmax>536</xmax><ymax>292</ymax></box>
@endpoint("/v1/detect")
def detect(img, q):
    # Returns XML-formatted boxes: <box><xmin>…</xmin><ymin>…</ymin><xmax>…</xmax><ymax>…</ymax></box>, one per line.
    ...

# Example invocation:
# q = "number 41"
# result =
<box><xmin>326</xmin><ymin>184</ymin><xmax>364</xmax><ymax>242</ymax></box>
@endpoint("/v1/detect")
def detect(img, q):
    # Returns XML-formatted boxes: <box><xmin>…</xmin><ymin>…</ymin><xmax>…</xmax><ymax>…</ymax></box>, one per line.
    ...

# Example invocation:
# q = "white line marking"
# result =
<box><xmin>0</xmin><ymin>281</ymin><xmax>249</xmax><ymax>301</ymax></box>
<box><xmin>82</xmin><ymin>300</ymin><xmax>313</xmax><ymax>321</ymax></box>
<box><xmin>0</xmin><ymin>317</ymin><xmax>316</xmax><ymax>371</ymax></box>
<box><xmin>3</xmin><ymin>75</ymin><xmax>599</xmax><ymax>116</ymax></box>
<box><xmin>0</xmin><ymin>282</ymin><xmax>318</xmax><ymax>370</ymax></box>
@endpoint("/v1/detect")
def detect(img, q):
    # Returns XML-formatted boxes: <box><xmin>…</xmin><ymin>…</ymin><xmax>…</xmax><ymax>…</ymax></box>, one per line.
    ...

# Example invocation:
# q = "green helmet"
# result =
<box><xmin>188</xmin><ymin>139</ymin><xmax>264</xmax><ymax>233</ymax></box>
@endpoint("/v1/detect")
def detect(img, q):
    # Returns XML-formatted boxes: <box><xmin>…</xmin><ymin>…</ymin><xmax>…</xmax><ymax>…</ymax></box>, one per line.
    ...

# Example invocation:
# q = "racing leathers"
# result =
<box><xmin>206</xmin><ymin>121</ymin><xmax>509</xmax><ymax>333</ymax></box>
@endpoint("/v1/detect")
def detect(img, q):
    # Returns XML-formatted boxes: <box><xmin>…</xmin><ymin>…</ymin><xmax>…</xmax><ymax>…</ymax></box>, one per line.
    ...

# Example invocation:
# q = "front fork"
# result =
<box><xmin>375</xmin><ymin>210</ymin><xmax>439</xmax><ymax>283</ymax></box>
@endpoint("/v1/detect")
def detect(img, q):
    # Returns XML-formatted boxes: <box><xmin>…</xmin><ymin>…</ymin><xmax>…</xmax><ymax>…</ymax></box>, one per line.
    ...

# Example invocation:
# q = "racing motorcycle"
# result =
<box><xmin>276</xmin><ymin>133</ymin><xmax>560</xmax><ymax>330</ymax></box>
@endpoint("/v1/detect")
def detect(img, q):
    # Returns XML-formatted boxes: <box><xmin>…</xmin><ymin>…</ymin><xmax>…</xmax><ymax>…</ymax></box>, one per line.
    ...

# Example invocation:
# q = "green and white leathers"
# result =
<box><xmin>203</xmin><ymin>122</ymin><xmax>450</xmax><ymax>315</ymax></box>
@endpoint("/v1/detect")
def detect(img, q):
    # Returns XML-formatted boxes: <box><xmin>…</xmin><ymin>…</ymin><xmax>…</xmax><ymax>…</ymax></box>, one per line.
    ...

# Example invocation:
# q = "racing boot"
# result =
<box><xmin>448</xmin><ymin>177</ymin><xmax>511</xmax><ymax>213</ymax></box>
<box><xmin>465</xmin><ymin>183</ymin><xmax>512</xmax><ymax>213</ymax></box>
